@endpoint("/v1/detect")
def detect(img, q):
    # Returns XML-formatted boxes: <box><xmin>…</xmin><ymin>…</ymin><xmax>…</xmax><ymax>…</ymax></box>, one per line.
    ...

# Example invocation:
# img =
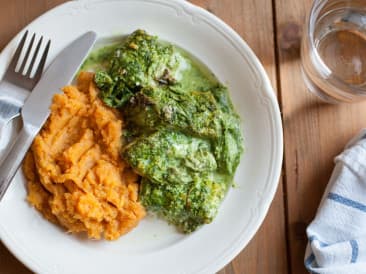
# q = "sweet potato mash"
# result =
<box><xmin>23</xmin><ymin>72</ymin><xmax>145</xmax><ymax>240</ymax></box>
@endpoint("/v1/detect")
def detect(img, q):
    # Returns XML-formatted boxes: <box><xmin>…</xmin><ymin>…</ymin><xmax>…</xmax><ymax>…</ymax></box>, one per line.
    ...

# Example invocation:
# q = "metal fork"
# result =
<box><xmin>0</xmin><ymin>31</ymin><xmax>50</xmax><ymax>139</ymax></box>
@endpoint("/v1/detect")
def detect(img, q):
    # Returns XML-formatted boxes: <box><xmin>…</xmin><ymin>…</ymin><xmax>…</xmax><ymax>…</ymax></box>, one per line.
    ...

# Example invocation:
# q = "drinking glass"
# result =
<box><xmin>301</xmin><ymin>0</ymin><xmax>366</xmax><ymax>103</ymax></box>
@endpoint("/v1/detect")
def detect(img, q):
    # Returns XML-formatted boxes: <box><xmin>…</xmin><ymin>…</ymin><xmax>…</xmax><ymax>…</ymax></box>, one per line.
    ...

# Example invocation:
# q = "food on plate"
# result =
<box><xmin>91</xmin><ymin>30</ymin><xmax>244</xmax><ymax>232</ymax></box>
<box><xmin>124</xmin><ymin>130</ymin><xmax>229</xmax><ymax>232</ymax></box>
<box><xmin>23</xmin><ymin>72</ymin><xmax>145</xmax><ymax>240</ymax></box>
<box><xmin>24</xmin><ymin>29</ymin><xmax>243</xmax><ymax>237</ymax></box>
<box><xmin>94</xmin><ymin>29</ymin><xmax>181</xmax><ymax>108</ymax></box>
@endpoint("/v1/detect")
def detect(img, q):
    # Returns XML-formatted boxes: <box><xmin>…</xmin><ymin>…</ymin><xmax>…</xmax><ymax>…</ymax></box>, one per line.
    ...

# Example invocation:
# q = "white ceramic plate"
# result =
<box><xmin>0</xmin><ymin>1</ymin><xmax>283</xmax><ymax>273</ymax></box>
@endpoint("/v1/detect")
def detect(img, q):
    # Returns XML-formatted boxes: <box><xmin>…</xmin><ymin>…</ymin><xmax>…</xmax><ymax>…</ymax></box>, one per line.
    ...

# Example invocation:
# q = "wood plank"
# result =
<box><xmin>0</xmin><ymin>1</ymin><xmax>67</xmax><ymax>273</ymax></box>
<box><xmin>274</xmin><ymin>0</ymin><xmax>366</xmax><ymax>273</ymax></box>
<box><xmin>189</xmin><ymin>1</ymin><xmax>288</xmax><ymax>273</ymax></box>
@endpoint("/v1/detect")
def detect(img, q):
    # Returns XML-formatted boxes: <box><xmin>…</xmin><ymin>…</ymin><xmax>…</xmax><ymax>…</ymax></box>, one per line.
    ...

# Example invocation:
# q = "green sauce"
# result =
<box><xmin>83</xmin><ymin>30</ymin><xmax>244</xmax><ymax>233</ymax></box>
<box><xmin>176</xmin><ymin>50</ymin><xmax>219</xmax><ymax>91</ymax></box>
<box><xmin>80</xmin><ymin>43</ymin><xmax>118</xmax><ymax>72</ymax></box>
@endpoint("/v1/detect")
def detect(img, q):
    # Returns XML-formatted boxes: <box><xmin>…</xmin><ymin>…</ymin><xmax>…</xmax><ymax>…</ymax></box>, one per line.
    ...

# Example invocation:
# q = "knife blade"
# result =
<box><xmin>0</xmin><ymin>31</ymin><xmax>97</xmax><ymax>202</ymax></box>
<box><xmin>23</xmin><ymin>31</ymin><xmax>97</xmax><ymax>128</ymax></box>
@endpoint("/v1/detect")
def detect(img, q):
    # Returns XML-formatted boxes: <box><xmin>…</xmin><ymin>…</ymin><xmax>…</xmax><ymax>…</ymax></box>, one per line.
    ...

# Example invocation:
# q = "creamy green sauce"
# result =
<box><xmin>83</xmin><ymin>30</ymin><xmax>244</xmax><ymax>233</ymax></box>
<box><xmin>81</xmin><ymin>41</ymin><xmax>218</xmax><ymax>94</ymax></box>
<box><xmin>175</xmin><ymin>50</ymin><xmax>219</xmax><ymax>91</ymax></box>
<box><xmin>81</xmin><ymin>43</ymin><xmax>118</xmax><ymax>72</ymax></box>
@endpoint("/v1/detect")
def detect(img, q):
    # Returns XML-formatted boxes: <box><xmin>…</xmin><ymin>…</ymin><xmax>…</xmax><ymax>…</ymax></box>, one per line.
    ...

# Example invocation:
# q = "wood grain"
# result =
<box><xmin>190</xmin><ymin>1</ymin><xmax>288</xmax><ymax>274</ymax></box>
<box><xmin>274</xmin><ymin>0</ymin><xmax>366</xmax><ymax>273</ymax></box>
<box><xmin>0</xmin><ymin>1</ymin><xmax>288</xmax><ymax>274</ymax></box>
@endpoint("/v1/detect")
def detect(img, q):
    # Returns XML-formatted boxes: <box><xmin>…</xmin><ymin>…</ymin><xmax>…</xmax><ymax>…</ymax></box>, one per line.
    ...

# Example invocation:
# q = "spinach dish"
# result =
<box><xmin>86</xmin><ymin>29</ymin><xmax>244</xmax><ymax>233</ymax></box>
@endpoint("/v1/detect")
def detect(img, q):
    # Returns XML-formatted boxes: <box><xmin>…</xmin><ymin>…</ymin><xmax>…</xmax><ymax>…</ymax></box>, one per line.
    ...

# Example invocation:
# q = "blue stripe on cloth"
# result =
<box><xmin>308</xmin><ymin>235</ymin><xmax>328</xmax><ymax>247</ymax></box>
<box><xmin>305</xmin><ymin>253</ymin><xmax>315</xmax><ymax>267</ymax></box>
<box><xmin>328</xmin><ymin>192</ymin><xmax>366</xmax><ymax>212</ymax></box>
<box><xmin>305</xmin><ymin>253</ymin><xmax>320</xmax><ymax>274</ymax></box>
<box><xmin>350</xmin><ymin>240</ymin><xmax>359</xmax><ymax>263</ymax></box>
<box><xmin>308</xmin><ymin>235</ymin><xmax>317</xmax><ymax>242</ymax></box>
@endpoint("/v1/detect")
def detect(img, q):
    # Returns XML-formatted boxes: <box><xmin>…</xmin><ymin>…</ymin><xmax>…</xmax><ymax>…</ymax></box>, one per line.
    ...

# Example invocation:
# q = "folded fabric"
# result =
<box><xmin>305</xmin><ymin>129</ymin><xmax>366</xmax><ymax>274</ymax></box>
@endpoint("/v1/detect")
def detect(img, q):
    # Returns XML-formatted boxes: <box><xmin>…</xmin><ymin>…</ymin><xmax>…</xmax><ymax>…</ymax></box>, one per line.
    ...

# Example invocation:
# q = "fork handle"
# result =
<box><xmin>0</xmin><ymin>126</ymin><xmax>35</xmax><ymax>202</ymax></box>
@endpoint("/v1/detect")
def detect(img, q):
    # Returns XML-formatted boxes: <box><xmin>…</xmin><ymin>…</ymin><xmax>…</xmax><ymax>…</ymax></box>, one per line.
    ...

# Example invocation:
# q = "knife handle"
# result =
<box><xmin>0</xmin><ymin>126</ymin><xmax>35</xmax><ymax>202</ymax></box>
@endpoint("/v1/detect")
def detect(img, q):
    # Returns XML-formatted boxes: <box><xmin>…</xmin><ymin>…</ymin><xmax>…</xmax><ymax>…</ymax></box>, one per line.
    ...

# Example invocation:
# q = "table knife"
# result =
<box><xmin>0</xmin><ymin>31</ymin><xmax>97</xmax><ymax>202</ymax></box>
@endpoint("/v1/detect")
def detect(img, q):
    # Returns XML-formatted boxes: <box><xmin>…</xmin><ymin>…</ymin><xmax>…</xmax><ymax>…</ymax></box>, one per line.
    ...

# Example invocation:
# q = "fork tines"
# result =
<box><xmin>6</xmin><ymin>31</ymin><xmax>51</xmax><ymax>83</ymax></box>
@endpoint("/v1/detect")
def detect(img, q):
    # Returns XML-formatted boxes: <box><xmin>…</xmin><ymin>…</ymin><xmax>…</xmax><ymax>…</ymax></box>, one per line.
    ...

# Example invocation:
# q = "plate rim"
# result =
<box><xmin>0</xmin><ymin>0</ymin><xmax>284</xmax><ymax>273</ymax></box>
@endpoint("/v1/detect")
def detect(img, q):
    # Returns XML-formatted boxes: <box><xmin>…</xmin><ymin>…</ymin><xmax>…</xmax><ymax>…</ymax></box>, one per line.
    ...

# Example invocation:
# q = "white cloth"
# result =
<box><xmin>305</xmin><ymin>129</ymin><xmax>366</xmax><ymax>274</ymax></box>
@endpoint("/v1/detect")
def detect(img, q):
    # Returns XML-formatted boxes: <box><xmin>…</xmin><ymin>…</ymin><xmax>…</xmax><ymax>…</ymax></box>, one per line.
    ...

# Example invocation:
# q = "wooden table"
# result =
<box><xmin>1</xmin><ymin>1</ymin><xmax>366</xmax><ymax>273</ymax></box>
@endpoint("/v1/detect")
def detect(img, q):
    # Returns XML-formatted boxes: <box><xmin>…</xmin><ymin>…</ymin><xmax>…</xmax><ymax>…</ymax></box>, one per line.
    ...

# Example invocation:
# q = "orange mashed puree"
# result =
<box><xmin>23</xmin><ymin>72</ymin><xmax>145</xmax><ymax>240</ymax></box>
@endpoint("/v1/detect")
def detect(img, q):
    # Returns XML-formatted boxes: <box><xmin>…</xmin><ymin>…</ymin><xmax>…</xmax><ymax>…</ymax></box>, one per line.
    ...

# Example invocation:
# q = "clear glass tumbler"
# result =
<box><xmin>301</xmin><ymin>0</ymin><xmax>366</xmax><ymax>103</ymax></box>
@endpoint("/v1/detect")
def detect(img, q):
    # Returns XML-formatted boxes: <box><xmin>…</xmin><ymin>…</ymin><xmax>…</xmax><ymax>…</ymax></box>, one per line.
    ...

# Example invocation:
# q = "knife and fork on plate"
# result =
<box><xmin>0</xmin><ymin>30</ymin><xmax>97</xmax><ymax>202</ymax></box>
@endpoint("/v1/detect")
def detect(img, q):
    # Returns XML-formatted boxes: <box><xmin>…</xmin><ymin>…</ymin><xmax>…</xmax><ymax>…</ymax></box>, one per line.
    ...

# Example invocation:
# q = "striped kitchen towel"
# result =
<box><xmin>305</xmin><ymin>129</ymin><xmax>366</xmax><ymax>274</ymax></box>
